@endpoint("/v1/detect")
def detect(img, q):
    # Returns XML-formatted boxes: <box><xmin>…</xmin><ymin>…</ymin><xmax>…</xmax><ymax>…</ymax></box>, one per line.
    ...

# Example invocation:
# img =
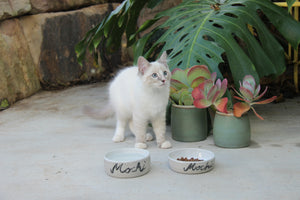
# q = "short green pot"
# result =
<box><xmin>213</xmin><ymin>112</ymin><xmax>251</xmax><ymax>148</ymax></box>
<box><xmin>171</xmin><ymin>104</ymin><xmax>207</xmax><ymax>142</ymax></box>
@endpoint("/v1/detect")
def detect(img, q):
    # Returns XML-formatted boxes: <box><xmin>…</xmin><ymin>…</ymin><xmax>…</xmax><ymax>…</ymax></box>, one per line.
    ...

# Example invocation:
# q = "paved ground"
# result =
<box><xmin>0</xmin><ymin>82</ymin><xmax>300</xmax><ymax>200</ymax></box>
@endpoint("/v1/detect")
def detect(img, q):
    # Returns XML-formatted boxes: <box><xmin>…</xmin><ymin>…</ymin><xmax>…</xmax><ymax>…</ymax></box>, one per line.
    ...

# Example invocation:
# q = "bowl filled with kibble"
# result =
<box><xmin>168</xmin><ymin>148</ymin><xmax>215</xmax><ymax>174</ymax></box>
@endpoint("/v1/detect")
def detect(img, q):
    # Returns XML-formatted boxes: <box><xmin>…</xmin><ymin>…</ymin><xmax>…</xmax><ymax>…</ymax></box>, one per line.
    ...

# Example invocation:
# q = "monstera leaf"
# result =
<box><xmin>135</xmin><ymin>0</ymin><xmax>300</xmax><ymax>86</ymax></box>
<box><xmin>76</xmin><ymin>0</ymin><xmax>300</xmax><ymax>88</ymax></box>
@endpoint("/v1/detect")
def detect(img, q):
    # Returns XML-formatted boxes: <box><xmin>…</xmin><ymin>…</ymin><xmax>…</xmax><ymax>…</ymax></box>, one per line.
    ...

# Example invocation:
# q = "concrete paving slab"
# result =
<box><xmin>0</xmin><ymin>83</ymin><xmax>300</xmax><ymax>200</ymax></box>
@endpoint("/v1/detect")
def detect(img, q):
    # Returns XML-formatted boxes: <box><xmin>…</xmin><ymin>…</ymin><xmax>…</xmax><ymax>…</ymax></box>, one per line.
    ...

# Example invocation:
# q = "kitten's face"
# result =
<box><xmin>142</xmin><ymin>62</ymin><xmax>171</xmax><ymax>89</ymax></box>
<box><xmin>137</xmin><ymin>52</ymin><xmax>171</xmax><ymax>89</ymax></box>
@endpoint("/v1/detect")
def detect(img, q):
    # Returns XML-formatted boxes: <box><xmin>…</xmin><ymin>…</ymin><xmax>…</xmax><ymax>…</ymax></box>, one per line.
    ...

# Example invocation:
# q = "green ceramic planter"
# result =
<box><xmin>213</xmin><ymin>112</ymin><xmax>251</xmax><ymax>148</ymax></box>
<box><xmin>171</xmin><ymin>104</ymin><xmax>207</xmax><ymax>142</ymax></box>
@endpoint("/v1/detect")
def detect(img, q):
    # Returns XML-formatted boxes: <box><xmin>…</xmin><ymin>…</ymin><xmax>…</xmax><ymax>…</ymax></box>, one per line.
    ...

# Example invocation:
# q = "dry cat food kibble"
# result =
<box><xmin>177</xmin><ymin>157</ymin><xmax>204</xmax><ymax>161</ymax></box>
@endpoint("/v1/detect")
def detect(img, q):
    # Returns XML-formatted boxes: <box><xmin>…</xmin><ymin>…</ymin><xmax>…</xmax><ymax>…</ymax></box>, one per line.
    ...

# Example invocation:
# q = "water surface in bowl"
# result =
<box><xmin>106</xmin><ymin>151</ymin><xmax>147</xmax><ymax>162</ymax></box>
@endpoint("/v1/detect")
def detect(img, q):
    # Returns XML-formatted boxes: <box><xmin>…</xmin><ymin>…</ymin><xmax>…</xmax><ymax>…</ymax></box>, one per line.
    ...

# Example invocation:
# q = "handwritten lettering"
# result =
<box><xmin>110</xmin><ymin>161</ymin><xmax>147</xmax><ymax>174</ymax></box>
<box><xmin>183</xmin><ymin>162</ymin><xmax>214</xmax><ymax>172</ymax></box>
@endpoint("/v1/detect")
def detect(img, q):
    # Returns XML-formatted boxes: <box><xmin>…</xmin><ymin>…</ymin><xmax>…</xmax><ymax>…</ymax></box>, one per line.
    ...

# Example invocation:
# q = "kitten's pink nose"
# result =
<box><xmin>162</xmin><ymin>80</ymin><xmax>165</xmax><ymax>83</ymax></box>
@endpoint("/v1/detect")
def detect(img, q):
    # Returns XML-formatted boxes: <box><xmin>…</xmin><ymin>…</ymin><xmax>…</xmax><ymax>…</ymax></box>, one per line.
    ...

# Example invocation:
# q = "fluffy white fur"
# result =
<box><xmin>85</xmin><ymin>52</ymin><xmax>172</xmax><ymax>149</ymax></box>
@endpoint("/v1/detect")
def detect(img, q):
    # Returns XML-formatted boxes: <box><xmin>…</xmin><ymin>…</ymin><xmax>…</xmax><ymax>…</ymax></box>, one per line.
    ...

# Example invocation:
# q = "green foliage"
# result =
<box><xmin>136</xmin><ymin>0</ymin><xmax>300</xmax><ymax>86</ymax></box>
<box><xmin>76</xmin><ymin>0</ymin><xmax>300</xmax><ymax>88</ymax></box>
<box><xmin>75</xmin><ymin>0</ymin><xmax>157</xmax><ymax>65</ymax></box>
<box><xmin>0</xmin><ymin>99</ymin><xmax>9</xmax><ymax>111</ymax></box>
<box><xmin>286</xmin><ymin>0</ymin><xmax>296</xmax><ymax>12</ymax></box>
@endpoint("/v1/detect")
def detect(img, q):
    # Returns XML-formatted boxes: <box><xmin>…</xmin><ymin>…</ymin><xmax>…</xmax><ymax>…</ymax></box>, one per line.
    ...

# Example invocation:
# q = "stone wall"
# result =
<box><xmin>0</xmin><ymin>19</ymin><xmax>40</xmax><ymax>108</ymax></box>
<box><xmin>20</xmin><ymin>4</ymin><xmax>123</xmax><ymax>89</ymax></box>
<box><xmin>0</xmin><ymin>0</ymin><xmax>123</xmax><ymax>20</ymax></box>
<box><xmin>0</xmin><ymin>1</ymin><xmax>123</xmax><ymax>108</ymax></box>
<box><xmin>0</xmin><ymin>0</ymin><xmax>181</xmax><ymax>109</ymax></box>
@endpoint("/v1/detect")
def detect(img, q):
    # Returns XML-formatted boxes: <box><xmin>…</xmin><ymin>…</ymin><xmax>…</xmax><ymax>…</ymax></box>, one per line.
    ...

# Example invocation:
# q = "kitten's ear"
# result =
<box><xmin>137</xmin><ymin>56</ymin><xmax>150</xmax><ymax>75</ymax></box>
<box><xmin>158</xmin><ymin>51</ymin><xmax>168</xmax><ymax>67</ymax></box>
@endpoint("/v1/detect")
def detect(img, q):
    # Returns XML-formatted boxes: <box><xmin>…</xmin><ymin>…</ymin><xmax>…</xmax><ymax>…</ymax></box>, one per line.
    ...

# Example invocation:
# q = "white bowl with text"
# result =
<box><xmin>104</xmin><ymin>148</ymin><xmax>150</xmax><ymax>178</ymax></box>
<box><xmin>168</xmin><ymin>148</ymin><xmax>215</xmax><ymax>174</ymax></box>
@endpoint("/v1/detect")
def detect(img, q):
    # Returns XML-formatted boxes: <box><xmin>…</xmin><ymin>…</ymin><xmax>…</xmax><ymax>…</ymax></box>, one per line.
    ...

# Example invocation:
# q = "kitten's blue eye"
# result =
<box><xmin>152</xmin><ymin>73</ymin><xmax>158</xmax><ymax>78</ymax></box>
<box><xmin>163</xmin><ymin>71</ymin><xmax>168</xmax><ymax>76</ymax></box>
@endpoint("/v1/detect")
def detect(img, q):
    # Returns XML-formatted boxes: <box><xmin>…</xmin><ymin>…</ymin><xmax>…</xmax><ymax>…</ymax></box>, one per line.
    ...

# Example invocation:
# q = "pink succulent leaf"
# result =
<box><xmin>207</xmin><ymin>85</ymin><xmax>218</xmax><ymax>101</ymax></box>
<box><xmin>211</xmin><ymin>90</ymin><xmax>221</xmax><ymax>103</ymax></box>
<box><xmin>195</xmin><ymin>81</ymin><xmax>208</xmax><ymax>93</ymax></box>
<box><xmin>187</xmin><ymin>65</ymin><xmax>211</xmax><ymax>77</ymax></box>
<box><xmin>215</xmin><ymin>79</ymin><xmax>221</xmax><ymax>88</ymax></box>
<box><xmin>252</xmin><ymin>96</ymin><xmax>277</xmax><ymax>105</ymax></box>
<box><xmin>254</xmin><ymin>86</ymin><xmax>268</xmax><ymax>101</ymax></box>
<box><xmin>214</xmin><ymin>97</ymin><xmax>228</xmax><ymax>113</ymax></box>
<box><xmin>218</xmin><ymin>79</ymin><xmax>228</xmax><ymax>98</ymax></box>
<box><xmin>233</xmin><ymin>102</ymin><xmax>251</xmax><ymax>118</ymax></box>
<box><xmin>170</xmin><ymin>79</ymin><xmax>188</xmax><ymax>90</ymax></box>
<box><xmin>243</xmin><ymin>81</ymin><xmax>255</xmax><ymax>94</ymax></box>
<box><xmin>243</xmin><ymin>75</ymin><xmax>256</xmax><ymax>89</ymax></box>
<box><xmin>232</xmin><ymin>86</ymin><xmax>244</xmax><ymax>99</ymax></box>
<box><xmin>190</xmin><ymin>77</ymin><xmax>206</xmax><ymax>88</ymax></box>
<box><xmin>210</xmin><ymin>72</ymin><xmax>217</xmax><ymax>83</ymax></box>
<box><xmin>187</xmin><ymin>65</ymin><xmax>211</xmax><ymax>85</ymax></box>
<box><xmin>171</xmin><ymin>68</ymin><xmax>182</xmax><ymax>74</ymax></box>
<box><xmin>171</xmin><ymin>68</ymin><xmax>189</xmax><ymax>86</ymax></box>
<box><xmin>221</xmin><ymin>78</ymin><xmax>228</xmax><ymax>88</ymax></box>
<box><xmin>203</xmin><ymin>79</ymin><xmax>214</xmax><ymax>94</ymax></box>
<box><xmin>198</xmin><ymin>79</ymin><xmax>213</xmax><ymax>95</ymax></box>
<box><xmin>233</xmin><ymin>95</ymin><xmax>251</xmax><ymax>103</ymax></box>
<box><xmin>192</xmin><ymin>86</ymin><xmax>205</xmax><ymax>100</ymax></box>
<box><xmin>254</xmin><ymin>84</ymin><xmax>261</xmax><ymax>98</ymax></box>
<box><xmin>239</xmin><ymin>86</ymin><xmax>254</xmax><ymax>101</ymax></box>
<box><xmin>194</xmin><ymin>98</ymin><xmax>212</xmax><ymax>109</ymax></box>
<box><xmin>251</xmin><ymin>107</ymin><xmax>264</xmax><ymax>120</ymax></box>
<box><xmin>171</xmin><ymin>68</ymin><xmax>185</xmax><ymax>77</ymax></box>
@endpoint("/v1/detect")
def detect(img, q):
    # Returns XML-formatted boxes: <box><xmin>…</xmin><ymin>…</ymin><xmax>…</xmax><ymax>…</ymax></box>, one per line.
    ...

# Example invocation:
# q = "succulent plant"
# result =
<box><xmin>232</xmin><ymin>75</ymin><xmax>277</xmax><ymax>120</ymax></box>
<box><xmin>170</xmin><ymin>65</ymin><xmax>213</xmax><ymax>105</ymax></box>
<box><xmin>192</xmin><ymin>74</ymin><xmax>277</xmax><ymax>119</ymax></box>
<box><xmin>192</xmin><ymin>77</ymin><xmax>228</xmax><ymax>113</ymax></box>
<box><xmin>172</xmin><ymin>68</ymin><xmax>276</xmax><ymax>119</ymax></box>
<box><xmin>170</xmin><ymin>88</ymin><xmax>194</xmax><ymax>106</ymax></box>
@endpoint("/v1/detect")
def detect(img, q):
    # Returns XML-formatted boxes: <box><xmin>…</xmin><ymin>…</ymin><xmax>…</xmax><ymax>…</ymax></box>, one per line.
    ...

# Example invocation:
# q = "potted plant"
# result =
<box><xmin>169</xmin><ymin>65</ymin><xmax>213</xmax><ymax>142</ymax></box>
<box><xmin>192</xmin><ymin>75</ymin><xmax>277</xmax><ymax>148</ymax></box>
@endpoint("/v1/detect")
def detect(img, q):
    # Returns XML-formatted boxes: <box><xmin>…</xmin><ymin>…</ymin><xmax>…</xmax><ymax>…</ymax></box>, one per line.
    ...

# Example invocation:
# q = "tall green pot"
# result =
<box><xmin>213</xmin><ymin>112</ymin><xmax>251</xmax><ymax>148</ymax></box>
<box><xmin>171</xmin><ymin>104</ymin><xmax>208</xmax><ymax>142</ymax></box>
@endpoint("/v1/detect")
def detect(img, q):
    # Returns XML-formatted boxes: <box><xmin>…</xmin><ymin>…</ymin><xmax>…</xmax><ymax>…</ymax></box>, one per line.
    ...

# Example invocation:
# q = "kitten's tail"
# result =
<box><xmin>82</xmin><ymin>105</ymin><xmax>114</xmax><ymax>120</ymax></box>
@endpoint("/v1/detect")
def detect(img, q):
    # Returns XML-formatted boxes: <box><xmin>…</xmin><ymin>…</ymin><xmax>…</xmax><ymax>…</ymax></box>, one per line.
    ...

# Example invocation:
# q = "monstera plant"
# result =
<box><xmin>76</xmin><ymin>0</ymin><xmax>300</xmax><ymax>88</ymax></box>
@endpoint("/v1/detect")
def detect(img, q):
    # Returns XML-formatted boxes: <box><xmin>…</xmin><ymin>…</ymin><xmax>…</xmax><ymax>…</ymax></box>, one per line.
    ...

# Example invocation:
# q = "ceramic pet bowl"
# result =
<box><xmin>104</xmin><ymin>148</ymin><xmax>151</xmax><ymax>178</ymax></box>
<box><xmin>168</xmin><ymin>148</ymin><xmax>215</xmax><ymax>174</ymax></box>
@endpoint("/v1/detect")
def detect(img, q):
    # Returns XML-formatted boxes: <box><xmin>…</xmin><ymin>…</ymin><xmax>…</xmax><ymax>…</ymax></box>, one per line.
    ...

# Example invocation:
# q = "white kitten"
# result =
<box><xmin>84</xmin><ymin>52</ymin><xmax>172</xmax><ymax>149</ymax></box>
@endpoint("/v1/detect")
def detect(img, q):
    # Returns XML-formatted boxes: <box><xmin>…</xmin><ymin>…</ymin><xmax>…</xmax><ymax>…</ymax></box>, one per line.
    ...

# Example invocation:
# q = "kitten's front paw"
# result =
<box><xmin>160</xmin><ymin>140</ymin><xmax>172</xmax><ymax>149</ymax></box>
<box><xmin>135</xmin><ymin>142</ymin><xmax>147</xmax><ymax>149</ymax></box>
<box><xmin>146</xmin><ymin>133</ymin><xmax>154</xmax><ymax>141</ymax></box>
<box><xmin>112</xmin><ymin>134</ymin><xmax>125</xmax><ymax>143</ymax></box>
